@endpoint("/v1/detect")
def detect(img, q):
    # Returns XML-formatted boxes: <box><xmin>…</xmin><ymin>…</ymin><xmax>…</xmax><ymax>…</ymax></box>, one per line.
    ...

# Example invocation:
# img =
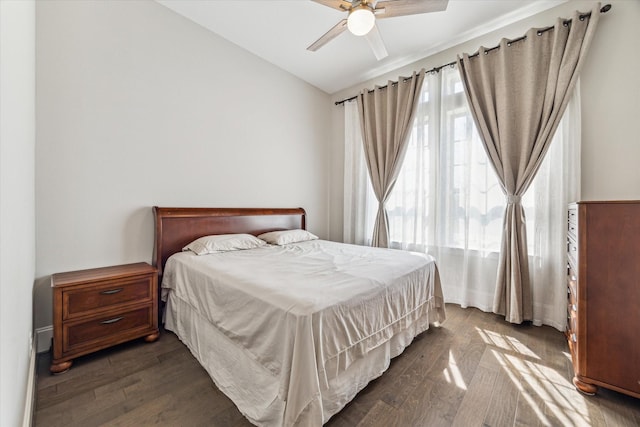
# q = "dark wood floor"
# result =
<box><xmin>35</xmin><ymin>304</ymin><xmax>640</xmax><ymax>426</ymax></box>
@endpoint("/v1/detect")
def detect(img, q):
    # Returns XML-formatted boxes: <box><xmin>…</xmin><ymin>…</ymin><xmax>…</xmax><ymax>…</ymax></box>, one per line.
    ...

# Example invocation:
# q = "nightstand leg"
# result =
<box><xmin>50</xmin><ymin>360</ymin><xmax>73</xmax><ymax>375</ymax></box>
<box><xmin>144</xmin><ymin>332</ymin><xmax>159</xmax><ymax>343</ymax></box>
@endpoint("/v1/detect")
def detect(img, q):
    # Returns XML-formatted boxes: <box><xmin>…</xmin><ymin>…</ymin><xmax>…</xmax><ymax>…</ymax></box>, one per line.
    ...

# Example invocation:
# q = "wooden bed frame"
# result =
<box><xmin>153</xmin><ymin>207</ymin><xmax>306</xmax><ymax>280</ymax></box>
<box><xmin>152</xmin><ymin>206</ymin><xmax>444</xmax><ymax>425</ymax></box>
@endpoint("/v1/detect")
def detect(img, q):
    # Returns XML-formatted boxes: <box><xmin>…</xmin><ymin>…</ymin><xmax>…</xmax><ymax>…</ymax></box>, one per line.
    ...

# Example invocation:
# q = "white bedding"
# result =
<box><xmin>161</xmin><ymin>239</ymin><xmax>446</xmax><ymax>426</ymax></box>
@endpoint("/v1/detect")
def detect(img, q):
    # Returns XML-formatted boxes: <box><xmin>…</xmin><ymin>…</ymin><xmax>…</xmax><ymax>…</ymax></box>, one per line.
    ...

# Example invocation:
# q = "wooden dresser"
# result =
<box><xmin>50</xmin><ymin>262</ymin><xmax>159</xmax><ymax>373</ymax></box>
<box><xmin>566</xmin><ymin>201</ymin><xmax>640</xmax><ymax>398</ymax></box>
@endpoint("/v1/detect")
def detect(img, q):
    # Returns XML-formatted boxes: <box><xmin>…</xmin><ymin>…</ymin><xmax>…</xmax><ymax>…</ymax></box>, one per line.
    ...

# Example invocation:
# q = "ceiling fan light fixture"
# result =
<box><xmin>347</xmin><ymin>5</ymin><xmax>375</xmax><ymax>36</ymax></box>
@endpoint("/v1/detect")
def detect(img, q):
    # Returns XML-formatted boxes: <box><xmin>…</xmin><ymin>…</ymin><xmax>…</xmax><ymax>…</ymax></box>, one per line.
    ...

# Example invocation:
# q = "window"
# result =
<box><xmin>343</xmin><ymin>69</ymin><xmax>580</xmax><ymax>328</ymax></box>
<box><xmin>386</xmin><ymin>66</ymin><xmax>509</xmax><ymax>254</ymax></box>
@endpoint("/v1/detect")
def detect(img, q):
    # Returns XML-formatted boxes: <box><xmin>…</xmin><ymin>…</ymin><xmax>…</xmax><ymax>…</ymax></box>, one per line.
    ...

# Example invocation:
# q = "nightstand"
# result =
<box><xmin>50</xmin><ymin>262</ymin><xmax>159</xmax><ymax>374</ymax></box>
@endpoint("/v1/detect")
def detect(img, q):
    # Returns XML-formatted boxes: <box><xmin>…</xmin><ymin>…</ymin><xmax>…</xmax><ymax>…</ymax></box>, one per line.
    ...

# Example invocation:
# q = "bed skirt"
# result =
<box><xmin>164</xmin><ymin>293</ymin><xmax>445</xmax><ymax>426</ymax></box>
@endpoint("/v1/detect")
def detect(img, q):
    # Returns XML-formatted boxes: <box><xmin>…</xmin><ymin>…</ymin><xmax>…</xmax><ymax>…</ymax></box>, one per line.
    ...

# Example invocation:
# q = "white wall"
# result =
<box><xmin>328</xmin><ymin>0</ymin><xmax>640</xmax><ymax>241</ymax></box>
<box><xmin>35</xmin><ymin>1</ymin><xmax>331</xmax><ymax>330</ymax></box>
<box><xmin>0</xmin><ymin>0</ymin><xmax>36</xmax><ymax>425</ymax></box>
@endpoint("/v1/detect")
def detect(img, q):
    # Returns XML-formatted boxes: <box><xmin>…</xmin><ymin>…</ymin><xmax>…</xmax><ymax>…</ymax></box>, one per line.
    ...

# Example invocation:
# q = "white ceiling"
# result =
<box><xmin>156</xmin><ymin>0</ymin><xmax>567</xmax><ymax>94</ymax></box>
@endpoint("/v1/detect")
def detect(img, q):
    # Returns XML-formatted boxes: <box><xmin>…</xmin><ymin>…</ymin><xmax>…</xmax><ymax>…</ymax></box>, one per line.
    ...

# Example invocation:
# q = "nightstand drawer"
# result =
<box><xmin>64</xmin><ymin>275</ymin><xmax>153</xmax><ymax>320</ymax></box>
<box><xmin>64</xmin><ymin>305</ymin><xmax>154</xmax><ymax>352</ymax></box>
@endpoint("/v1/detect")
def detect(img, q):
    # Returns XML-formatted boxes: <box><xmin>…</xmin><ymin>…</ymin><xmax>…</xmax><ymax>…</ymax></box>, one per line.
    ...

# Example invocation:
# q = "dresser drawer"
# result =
<box><xmin>63</xmin><ymin>275</ymin><xmax>153</xmax><ymax>320</ymax></box>
<box><xmin>566</xmin><ymin>274</ymin><xmax>578</xmax><ymax>340</ymax></box>
<box><xmin>567</xmin><ymin>235</ymin><xmax>578</xmax><ymax>270</ymax></box>
<box><xmin>567</xmin><ymin>270</ymin><xmax>577</xmax><ymax>304</ymax></box>
<box><xmin>63</xmin><ymin>305</ymin><xmax>154</xmax><ymax>353</ymax></box>
<box><xmin>567</xmin><ymin>205</ymin><xmax>577</xmax><ymax>226</ymax></box>
<box><xmin>568</xmin><ymin>206</ymin><xmax>578</xmax><ymax>238</ymax></box>
<box><xmin>566</xmin><ymin>312</ymin><xmax>577</xmax><ymax>368</ymax></box>
<box><xmin>567</xmin><ymin>300</ymin><xmax>577</xmax><ymax>327</ymax></box>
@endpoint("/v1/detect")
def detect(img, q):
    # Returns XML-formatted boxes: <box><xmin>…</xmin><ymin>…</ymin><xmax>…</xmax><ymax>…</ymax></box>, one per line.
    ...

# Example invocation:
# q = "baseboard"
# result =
<box><xmin>35</xmin><ymin>326</ymin><xmax>52</xmax><ymax>354</ymax></box>
<box><xmin>22</xmin><ymin>339</ymin><xmax>37</xmax><ymax>427</ymax></box>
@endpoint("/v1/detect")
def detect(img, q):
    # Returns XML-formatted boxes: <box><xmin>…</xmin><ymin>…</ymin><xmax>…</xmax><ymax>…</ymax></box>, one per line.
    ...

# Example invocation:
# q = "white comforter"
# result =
<box><xmin>161</xmin><ymin>239</ymin><xmax>445</xmax><ymax>426</ymax></box>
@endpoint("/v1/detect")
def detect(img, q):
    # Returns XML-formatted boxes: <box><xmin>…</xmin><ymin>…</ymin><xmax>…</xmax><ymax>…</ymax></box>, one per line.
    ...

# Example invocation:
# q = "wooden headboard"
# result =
<box><xmin>153</xmin><ymin>207</ymin><xmax>306</xmax><ymax>278</ymax></box>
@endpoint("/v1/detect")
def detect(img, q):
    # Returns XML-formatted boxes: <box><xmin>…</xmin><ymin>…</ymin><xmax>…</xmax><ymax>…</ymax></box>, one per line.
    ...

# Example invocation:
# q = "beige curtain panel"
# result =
<box><xmin>456</xmin><ymin>5</ymin><xmax>600</xmax><ymax>323</ymax></box>
<box><xmin>357</xmin><ymin>70</ymin><xmax>425</xmax><ymax>248</ymax></box>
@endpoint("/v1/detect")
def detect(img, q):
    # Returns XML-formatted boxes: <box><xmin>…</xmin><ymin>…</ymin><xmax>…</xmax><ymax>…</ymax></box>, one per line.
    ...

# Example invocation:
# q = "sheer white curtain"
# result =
<box><xmin>343</xmin><ymin>67</ymin><xmax>580</xmax><ymax>330</ymax></box>
<box><xmin>343</xmin><ymin>99</ymin><xmax>375</xmax><ymax>246</ymax></box>
<box><xmin>526</xmin><ymin>81</ymin><xmax>581</xmax><ymax>329</ymax></box>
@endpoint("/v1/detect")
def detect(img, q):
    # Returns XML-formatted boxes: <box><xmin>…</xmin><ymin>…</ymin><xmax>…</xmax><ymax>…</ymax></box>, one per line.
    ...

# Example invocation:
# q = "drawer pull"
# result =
<box><xmin>100</xmin><ymin>317</ymin><xmax>124</xmax><ymax>325</ymax></box>
<box><xmin>572</xmin><ymin>304</ymin><xmax>577</xmax><ymax>311</ymax></box>
<box><xmin>100</xmin><ymin>288</ymin><xmax>123</xmax><ymax>295</ymax></box>
<box><xmin>571</xmin><ymin>333</ymin><xmax>577</xmax><ymax>343</ymax></box>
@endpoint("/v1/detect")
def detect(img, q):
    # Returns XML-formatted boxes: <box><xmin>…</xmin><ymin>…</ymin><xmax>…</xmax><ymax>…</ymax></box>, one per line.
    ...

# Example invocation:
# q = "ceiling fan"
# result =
<box><xmin>307</xmin><ymin>0</ymin><xmax>449</xmax><ymax>60</ymax></box>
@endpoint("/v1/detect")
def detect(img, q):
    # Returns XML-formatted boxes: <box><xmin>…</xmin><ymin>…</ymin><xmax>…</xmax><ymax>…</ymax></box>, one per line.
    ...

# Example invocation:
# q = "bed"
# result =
<box><xmin>153</xmin><ymin>207</ymin><xmax>446</xmax><ymax>426</ymax></box>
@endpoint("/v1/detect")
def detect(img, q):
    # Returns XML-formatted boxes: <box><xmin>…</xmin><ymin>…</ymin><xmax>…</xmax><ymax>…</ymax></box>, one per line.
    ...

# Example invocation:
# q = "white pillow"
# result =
<box><xmin>258</xmin><ymin>229</ymin><xmax>318</xmax><ymax>245</ymax></box>
<box><xmin>183</xmin><ymin>233</ymin><xmax>266</xmax><ymax>255</ymax></box>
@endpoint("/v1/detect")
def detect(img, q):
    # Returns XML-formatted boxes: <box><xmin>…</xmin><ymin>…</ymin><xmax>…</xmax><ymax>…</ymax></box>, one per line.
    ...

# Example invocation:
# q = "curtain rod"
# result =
<box><xmin>334</xmin><ymin>3</ymin><xmax>611</xmax><ymax>106</ymax></box>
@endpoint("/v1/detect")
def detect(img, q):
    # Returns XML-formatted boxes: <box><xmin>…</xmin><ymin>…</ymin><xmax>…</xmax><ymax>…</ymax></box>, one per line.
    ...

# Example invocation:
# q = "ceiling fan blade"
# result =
<box><xmin>311</xmin><ymin>0</ymin><xmax>353</xmax><ymax>12</ymax></box>
<box><xmin>365</xmin><ymin>24</ymin><xmax>388</xmax><ymax>60</ymax></box>
<box><xmin>375</xmin><ymin>0</ymin><xmax>448</xmax><ymax>19</ymax></box>
<box><xmin>307</xmin><ymin>19</ymin><xmax>348</xmax><ymax>52</ymax></box>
